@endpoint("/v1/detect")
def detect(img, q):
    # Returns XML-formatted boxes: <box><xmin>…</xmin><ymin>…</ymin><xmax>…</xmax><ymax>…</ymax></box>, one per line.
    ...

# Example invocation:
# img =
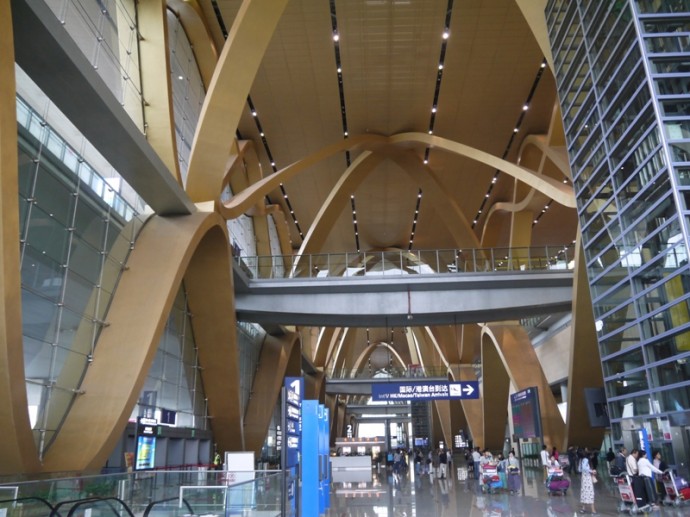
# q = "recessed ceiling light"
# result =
<box><xmin>344</xmin><ymin>131</ymin><xmax>348</xmax><ymax>136</ymax></box>
<box><xmin>428</xmin><ymin>130</ymin><xmax>433</xmax><ymax>134</ymax></box>
<box><xmin>260</xmin><ymin>132</ymin><xmax>265</xmax><ymax>137</ymax></box>
<box><xmin>473</xmin><ymin>220</ymin><xmax>477</xmax><ymax>224</ymax></box>
<box><xmin>351</xmin><ymin>194</ymin><xmax>355</xmax><ymax>199</ymax></box>
<box><xmin>333</xmin><ymin>33</ymin><xmax>339</xmax><ymax>42</ymax></box>
<box><xmin>523</xmin><ymin>104</ymin><xmax>529</xmax><ymax>111</ymax></box>
<box><xmin>541</xmin><ymin>62</ymin><xmax>546</xmax><ymax>68</ymax></box>
<box><xmin>423</xmin><ymin>159</ymin><xmax>428</xmax><ymax>164</ymax></box>
<box><xmin>271</xmin><ymin>162</ymin><xmax>275</xmax><ymax>167</ymax></box>
<box><xmin>442</xmin><ymin>30</ymin><xmax>449</xmax><ymax>39</ymax></box>
<box><xmin>337</xmin><ymin>67</ymin><xmax>342</xmax><ymax>73</ymax></box>
<box><xmin>485</xmin><ymin>193</ymin><xmax>489</xmax><ymax>198</ymax></box>
<box><xmin>513</xmin><ymin>128</ymin><xmax>519</xmax><ymax>133</ymax></box>
<box><xmin>418</xmin><ymin>193</ymin><xmax>422</xmax><ymax>198</ymax></box>
<box><xmin>178</xmin><ymin>75</ymin><xmax>184</xmax><ymax>80</ymax></box>
<box><xmin>533</xmin><ymin>219</ymin><xmax>538</xmax><ymax>223</ymax></box>
<box><xmin>431</xmin><ymin>107</ymin><xmax>437</xmax><ymax>113</ymax></box>
<box><xmin>252</xmin><ymin>111</ymin><xmax>257</xmax><ymax>116</ymax></box>
<box><xmin>438</xmin><ymin>64</ymin><xmax>444</xmax><ymax>70</ymax></box>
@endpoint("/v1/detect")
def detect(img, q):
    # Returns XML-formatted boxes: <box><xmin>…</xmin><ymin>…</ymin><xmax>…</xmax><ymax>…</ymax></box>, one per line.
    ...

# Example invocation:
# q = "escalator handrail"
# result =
<box><xmin>50</xmin><ymin>496</ymin><xmax>135</xmax><ymax>517</ymax></box>
<box><xmin>143</xmin><ymin>496</ymin><xmax>195</xmax><ymax>516</ymax></box>
<box><xmin>0</xmin><ymin>496</ymin><xmax>57</xmax><ymax>515</ymax></box>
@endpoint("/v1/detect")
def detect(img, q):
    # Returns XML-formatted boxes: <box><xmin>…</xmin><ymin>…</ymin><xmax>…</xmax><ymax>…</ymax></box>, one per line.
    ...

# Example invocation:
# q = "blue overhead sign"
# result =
<box><xmin>372</xmin><ymin>381</ymin><xmax>479</xmax><ymax>401</ymax></box>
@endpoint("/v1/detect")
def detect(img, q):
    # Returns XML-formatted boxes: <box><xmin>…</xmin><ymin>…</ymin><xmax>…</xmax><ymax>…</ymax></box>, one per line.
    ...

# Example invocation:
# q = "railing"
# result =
<box><xmin>238</xmin><ymin>245</ymin><xmax>575</xmax><ymax>279</ymax></box>
<box><xmin>0</xmin><ymin>469</ymin><xmax>286</xmax><ymax>517</ymax></box>
<box><xmin>328</xmin><ymin>365</ymin><xmax>451</xmax><ymax>380</ymax></box>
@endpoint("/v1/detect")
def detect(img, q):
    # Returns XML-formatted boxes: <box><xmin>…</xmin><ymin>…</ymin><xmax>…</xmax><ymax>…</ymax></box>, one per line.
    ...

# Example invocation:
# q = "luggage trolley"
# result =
<box><xmin>545</xmin><ymin>466</ymin><xmax>569</xmax><ymax>495</ymax></box>
<box><xmin>661</xmin><ymin>470</ymin><xmax>690</xmax><ymax>507</ymax></box>
<box><xmin>481</xmin><ymin>464</ymin><xmax>502</xmax><ymax>494</ymax></box>
<box><xmin>615</xmin><ymin>474</ymin><xmax>652</xmax><ymax>515</ymax></box>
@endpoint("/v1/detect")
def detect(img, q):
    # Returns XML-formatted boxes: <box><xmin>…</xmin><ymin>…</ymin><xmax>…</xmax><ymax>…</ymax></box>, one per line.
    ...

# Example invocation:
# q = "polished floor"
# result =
<box><xmin>326</xmin><ymin>461</ymin><xmax>690</xmax><ymax>516</ymax></box>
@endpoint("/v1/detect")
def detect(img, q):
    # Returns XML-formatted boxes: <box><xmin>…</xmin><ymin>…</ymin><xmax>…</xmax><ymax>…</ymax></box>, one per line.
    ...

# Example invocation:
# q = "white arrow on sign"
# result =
<box><xmin>462</xmin><ymin>384</ymin><xmax>475</xmax><ymax>396</ymax></box>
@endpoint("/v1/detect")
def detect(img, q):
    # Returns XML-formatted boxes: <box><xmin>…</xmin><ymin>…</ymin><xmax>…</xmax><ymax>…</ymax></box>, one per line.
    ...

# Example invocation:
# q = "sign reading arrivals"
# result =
<box><xmin>372</xmin><ymin>381</ymin><xmax>479</xmax><ymax>401</ymax></box>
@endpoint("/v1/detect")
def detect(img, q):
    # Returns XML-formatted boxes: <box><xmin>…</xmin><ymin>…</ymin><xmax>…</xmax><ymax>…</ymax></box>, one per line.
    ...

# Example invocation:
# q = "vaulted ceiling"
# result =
<box><xmin>210</xmin><ymin>0</ymin><xmax>578</xmax><ymax>256</ymax></box>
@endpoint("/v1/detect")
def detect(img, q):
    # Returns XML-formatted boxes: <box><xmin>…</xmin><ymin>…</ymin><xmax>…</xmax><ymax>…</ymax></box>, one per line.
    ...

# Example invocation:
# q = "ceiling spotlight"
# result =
<box><xmin>513</xmin><ymin>128</ymin><xmax>519</xmax><ymax>133</ymax></box>
<box><xmin>344</xmin><ymin>131</ymin><xmax>348</xmax><ymax>136</ymax></box>
<box><xmin>337</xmin><ymin>67</ymin><xmax>342</xmax><ymax>73</ymax></box>
<box><xmin>438</xmin><ymin>64</ymin><xmax>444</xmax><ymax>70</ymax></box>
<box><xmin>428</xmin><ymin>130</ymin><xmax>433</xmax><ymax>134</ymax></box>
<box><xmin>533</xmin><ymin>219</ymin><xmax>538</xmax><ymax>223</ymax></box>
<box><xmin>177</xmin><ymin>75</ymin><xmax>184</xmax><ymax>80</ymax></box>
<box><xmin>271</xmin><ymin>161</ymin><xmax>275</xmax><ymax>167</ymax></box>
<box><xmin>418</xmin><ymin>192</ymin><xmax>422</xmax><ymax>198</ymax></box>
<box><xmin>431</xmin><ymin>106</ymin><xmax>437</xmax><ymax>113</ymax></box>
<box><xmin>260</xmin><ymin>132</ymin><xmax>265</xmax><ymax>137</ymax></box>
<box><xmin>473</xmin><ymin>219</ymin><xmax>477</xmax><ymax>224</ymax></box>
<box><xmin>351</xmin><ymin>194</ymin><xmax>355</xmax><ymax>199</ymax></box>
<box><xmin>523</xmin><ymin>104</ymin><xmax>529</xmax><ymax>111</ymax></box>
<box><xmin>252</xmin><ymin>110</ymin><xmax>257</xmax><ymax>116</ymax></box>
<box><xmin>442</xmin><ymin>30</ymin><xmax>450</xmax><ymax>39</ymax></box>
<box><xmin>492</xmin><ymin>178</ymin><xmax>497</xmax><ymax>183</ymax></box>
<box><xmin>333</xmin><ymin>33</ymin><xmax>339</xmax><ymax>42</ymax></box>
<box><xmin>563</xmin><ymin>178</ymin><xmax>568</xmax><ymax>183</ymax></box>
<box><xmin>423</xmin><ymin>159</ymin><xmax>428</xmax><ymax>164</ymax></box>
<box><xmin>485</xmin><ymin>193</ymin><xmax>489</xmax><ymax>198</ymax></box>
<box><xmin>540</xmin><ymin>61</ymin><xmax>546</xmax><ymax>68</ymax></box>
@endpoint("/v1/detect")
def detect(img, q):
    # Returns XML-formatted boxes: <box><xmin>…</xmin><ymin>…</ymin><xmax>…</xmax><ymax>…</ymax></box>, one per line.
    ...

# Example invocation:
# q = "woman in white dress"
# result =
<box><xmin>579</xmin><ymin>453</ymin><xmax>596</xmax><ymax>514</ymax></box>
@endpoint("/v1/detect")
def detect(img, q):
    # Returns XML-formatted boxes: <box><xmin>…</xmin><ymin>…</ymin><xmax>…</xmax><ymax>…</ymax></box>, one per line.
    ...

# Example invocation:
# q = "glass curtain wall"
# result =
<box><xmin>17</xmin><ymin>97</ymin><xmax>145</xmax><ymax>457</ymax></box>
<box><xmin>167</xmin><ymin>9</ymin><xmax>206</xmax><ymax>185</ymax></box>
<box><xmin>546</xmin><ymin>0</ymin><xmax>690</xmax><ymax>464</ymax></box>
<box><xmin>45</xmin><ymin>0</ymin><xmax>144</xmax><ymax>131</ymax></box>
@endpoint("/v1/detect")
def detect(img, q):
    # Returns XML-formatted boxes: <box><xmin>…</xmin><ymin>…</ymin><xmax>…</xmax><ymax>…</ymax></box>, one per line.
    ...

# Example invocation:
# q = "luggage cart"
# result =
<box><xmin>545</xmin><ymin>466</ymin><xmax>569</xmax><ymax>495</ymax></box>
<box><xmin>661</xmin><ymin>470</ymin><xmax>690</xmax><ymax>507</ymax></box>
<box><xmin>481</xmin><ymin>465</ymin><xmax>502</xmax><ymax>494</ymax></box>
<box><xmin>615</xmin><ymin>474</ymin><xmax>652</xmax><ymax>514</ymax></box>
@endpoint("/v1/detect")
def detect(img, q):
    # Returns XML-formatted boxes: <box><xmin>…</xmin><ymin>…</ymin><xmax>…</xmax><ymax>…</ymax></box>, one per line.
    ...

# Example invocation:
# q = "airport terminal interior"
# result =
<box><xmin>4</xmin><ymin>0</ymin><xmax>690</xmax><ymax>515</ymax></box>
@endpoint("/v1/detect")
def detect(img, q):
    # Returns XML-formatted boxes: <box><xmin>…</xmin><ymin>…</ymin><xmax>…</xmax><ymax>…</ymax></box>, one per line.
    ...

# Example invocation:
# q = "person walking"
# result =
<box><xmin>579</xmin><ymin>452</ymin><xmax>597</xmax><ymax>514</ymax></box>
<box><xmin>637</xmin><ymin>449</ymin><xmax>663</xmax><ymax>507</ymax></box>
<box><xmin>626</xmin><ymin>448</ymin><xmax>639</xmax><ymax>476</ymax></box>
<box><xmin>541</xmin><ymin>445</ymin><xmax>551</xmax><ymax>477</ymax></box>
<box><xmin>439</xmin><ymin>448</ymin><xmax>448</xmax><ymax>479</ymax></box>
<box><xmin>611</xmin><ymin>447</ymin><xmax>626</xmax><ymax>475</ymax></box>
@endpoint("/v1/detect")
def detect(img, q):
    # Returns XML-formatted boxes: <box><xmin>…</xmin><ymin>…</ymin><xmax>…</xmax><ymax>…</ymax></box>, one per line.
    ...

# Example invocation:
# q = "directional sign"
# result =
<box><xmin>372</xmin><ymin>381</ymin><xmax>479</xmax><ymax>401</ymax></box>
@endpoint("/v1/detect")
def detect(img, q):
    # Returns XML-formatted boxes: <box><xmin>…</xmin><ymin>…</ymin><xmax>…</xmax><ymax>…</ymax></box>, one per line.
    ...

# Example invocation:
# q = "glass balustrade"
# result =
<box><xmin>238</xmin><ymin>245</ymin><xmax>576</xmax><ymax>279</ymax></box>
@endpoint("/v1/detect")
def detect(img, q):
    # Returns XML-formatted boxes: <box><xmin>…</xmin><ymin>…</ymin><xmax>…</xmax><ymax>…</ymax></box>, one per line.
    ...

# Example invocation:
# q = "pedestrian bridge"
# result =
<box><xmin>232</xmin><ymin>246</ymin><xmax>575</xmax><ymax>327</ymax></box>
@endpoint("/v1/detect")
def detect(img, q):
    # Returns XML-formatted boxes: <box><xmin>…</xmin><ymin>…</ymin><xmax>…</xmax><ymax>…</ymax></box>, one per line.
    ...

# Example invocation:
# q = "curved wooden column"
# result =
<box><xmin>167</xmin><ymin>0</ymin><xmax>220</xmax><ymax>89</ymax></box>
<box><xmin>43</xmin><ymin>211</ymin><xmax>237</xmax><ymax>471</ymax></box>
<box><xmin>0</xmin><ymin>0</ymin><xmax>40</xmax><ymax>474</ymax></box>
<box><xmin>225</xmin><ymin>133</ymin><xmax>576</xmax><ymax>219</ymax></box>
<box><xmin>480</xmin><ymin>335</ymin><xmax>512</xmax><ymax>451</ymax></box>
<box><xmin>565</xmin><ymin>235</ymin><xmax>605</xmax><ymax>448</ymax></box>
<box><xmin>481</xmin><ymin>324</ymin><xmax>566</xmax><ymax>450</ymax></box>
<box><xmin>138</xmin><ymin>0</ymin><xmax>181</xmax><ymax>183</ymax></box>
<box><xmin>186</xmin><ymin>0</ymin><xmax>288</xmax><ymax>202</ymax></box>
<box><xmin>244</xmin><ymin>332</ymin><xmax>298</xmax><ymax>455</ymax></box>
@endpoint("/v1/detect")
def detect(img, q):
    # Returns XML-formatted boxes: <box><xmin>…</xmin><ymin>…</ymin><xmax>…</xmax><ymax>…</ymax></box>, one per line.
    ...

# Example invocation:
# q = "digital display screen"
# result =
<box><xmin>511</xmin><ymin>387</ymin><xmax>542</xmax><ymax>439</ymax></box>
<box><xmin>135</xmin><ymin>435</ymin><xmax>156</xmax><ymax>470</ymax></box>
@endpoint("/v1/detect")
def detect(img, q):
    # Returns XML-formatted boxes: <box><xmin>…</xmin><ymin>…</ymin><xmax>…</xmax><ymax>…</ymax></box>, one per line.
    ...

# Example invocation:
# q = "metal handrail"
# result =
<box><xmin>65</xmin><ymin>497</ymin><xmax>134</xmax><ymax>517</ymax></box>
<box><xmin>238</xmin><ymin>245</ymin><xmax>575</xmax><ymax>279</ymax></box>
<box><xmin>0</xmin><ymin>496</ymin><xmax>57</xmax><ymax>515</ymax></box>
<box><xmin>144</xmin><ymin>496</ymin><xmax>194</xmax><ymax>516</ymax></box>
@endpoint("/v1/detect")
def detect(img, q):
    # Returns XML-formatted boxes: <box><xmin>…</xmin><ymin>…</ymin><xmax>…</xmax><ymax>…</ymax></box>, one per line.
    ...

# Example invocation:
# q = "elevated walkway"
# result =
<box><xmin>233</xmin><ymin>248</ymin><xmax>574</xmax><ymax>327</ymax></box>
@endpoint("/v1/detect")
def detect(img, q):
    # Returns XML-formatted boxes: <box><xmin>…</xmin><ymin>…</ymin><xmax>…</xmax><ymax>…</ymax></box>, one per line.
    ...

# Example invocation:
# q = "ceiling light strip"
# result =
<box><xmin>470</xmin><ymin>58</ymin><xmax>548</xmax><ymax>230</ymax></box>
<box><xmin>330</xmin><ymin>0</ymin><xmax>356</xmax><ymax>250</ymax></box>
<box><xmin>209</xmin><ymin>0</ymin><xmax>229</xmax><ymax>38</ymax></box>
<box><xmin>246</xmin><ymin>95</ymin><xmax>304</xmax><ymax>240</ymax></box>
<box><xmin>407</xmin><ymin>189</ymin><xmax>423</xmax><ymax>252</ymax></box>
<box><xmin>411</xmin><ymin>0</ymin><xmax>454</xmax><ymax>249</ymax></box>
<box><xmin>351</xmin><ymin>194</ymin><xmax>360</xmax><ymax>253</ymax></box>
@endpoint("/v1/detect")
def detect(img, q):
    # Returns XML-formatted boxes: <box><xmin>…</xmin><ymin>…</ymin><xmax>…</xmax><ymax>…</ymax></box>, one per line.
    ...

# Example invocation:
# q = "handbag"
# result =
<box><xmin>591</xmin><ymin>472</ymin><xmax>598</xmax><ymax>484</ymax></box>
